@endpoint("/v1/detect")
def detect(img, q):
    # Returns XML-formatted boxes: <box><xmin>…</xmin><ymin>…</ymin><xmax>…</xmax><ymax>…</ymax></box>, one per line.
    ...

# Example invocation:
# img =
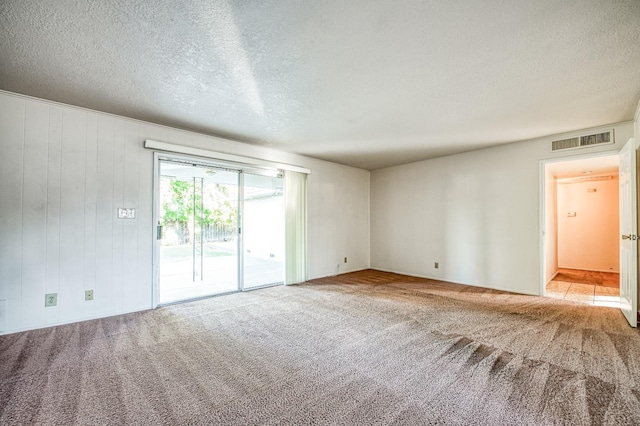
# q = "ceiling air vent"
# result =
<box><xmin>551</xmin><ymin>130</ymin><xmax>614</xmax><ymax>152</ymax></box>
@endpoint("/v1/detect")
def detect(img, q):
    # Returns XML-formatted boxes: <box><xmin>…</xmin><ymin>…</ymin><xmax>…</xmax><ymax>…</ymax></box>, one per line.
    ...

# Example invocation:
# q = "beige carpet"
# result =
<box><xmin>2</xmin><ymin>270</ymin><xmax>640</xmax><ymax>425</ymax></box>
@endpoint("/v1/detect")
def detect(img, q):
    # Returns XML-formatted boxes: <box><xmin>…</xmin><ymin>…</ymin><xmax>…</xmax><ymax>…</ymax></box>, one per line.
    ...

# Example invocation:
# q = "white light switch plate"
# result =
<box><xmin>118</xmin><ymin>208</ymin><xmax>136</xmax><ymax>219</ymax></box>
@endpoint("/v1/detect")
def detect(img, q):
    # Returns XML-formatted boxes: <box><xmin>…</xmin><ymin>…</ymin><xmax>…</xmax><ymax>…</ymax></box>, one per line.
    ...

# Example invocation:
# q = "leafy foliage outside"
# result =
<box><xmin>160</xmin><ymin>179</ymin><xmax>237</xmax><ymax>244</ymax></box>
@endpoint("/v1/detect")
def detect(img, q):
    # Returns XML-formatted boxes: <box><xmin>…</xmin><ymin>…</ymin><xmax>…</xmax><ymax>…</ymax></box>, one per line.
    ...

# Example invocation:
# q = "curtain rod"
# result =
<box><xmin>144</xmin><ymin>140</ymin><xmax>311</xmax><ymax>175</ymax></box>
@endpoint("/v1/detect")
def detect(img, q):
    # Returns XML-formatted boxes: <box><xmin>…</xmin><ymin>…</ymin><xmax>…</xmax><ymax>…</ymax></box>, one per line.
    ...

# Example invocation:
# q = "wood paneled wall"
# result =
<box><xmin>0</xmin><ymin>92</ymin><xmax>371</xmax><ymax>334</ymax></box>
<box><xmin>0</xmin><ymin>96</ymin><xmax>157</xmax><ymax>332</ymax></box>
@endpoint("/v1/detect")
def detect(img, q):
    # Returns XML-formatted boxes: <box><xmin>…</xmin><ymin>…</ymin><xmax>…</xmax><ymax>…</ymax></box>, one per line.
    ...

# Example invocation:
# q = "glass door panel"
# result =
<box><xmin>158</xmin><ymin>160</ymin><xmax>239</xmax><ymax>303</ymax></box>
<box><xmin>242</xmin><ymin>173</ymin><xmax>285</xmax><ymax>289</ymax></box>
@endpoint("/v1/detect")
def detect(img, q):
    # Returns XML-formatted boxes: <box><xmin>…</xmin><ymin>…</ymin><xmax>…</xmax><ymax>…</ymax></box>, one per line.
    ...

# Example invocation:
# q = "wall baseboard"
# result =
<box><xmin>337</xmin><ymin>267</ymin><xmax>370</xmax><ymax>275</ymax></box>
<box><xmin>0</xmin><ymin>304</ymin><xmax>152</xmax><ymax>336</ymax></box>
<box><xmin>546</xmin><ymin>270</ymin><xmax>559</xmax><ymax>285</ymax></box>
<box><xmin>370</xmin><ymin>267</ymin><xmax>540</xmax><ymax>297</ymax></box>
<box><xmin>558</xmin><ymin>266</ymin><xmax>620</xmax><ymax>274</ymax></box>
<box><xmin>313</xmin><ymin>265</ymin><xmax>371</xmax><ymax>279</ymax></box>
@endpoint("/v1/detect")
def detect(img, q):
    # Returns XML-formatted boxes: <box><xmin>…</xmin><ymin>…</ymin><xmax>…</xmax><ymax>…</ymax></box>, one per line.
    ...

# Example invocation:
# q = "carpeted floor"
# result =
<box><xmin>2</xmin><ymin>269</ymin><xmax>640</xmax><ymax>425</ymax></box>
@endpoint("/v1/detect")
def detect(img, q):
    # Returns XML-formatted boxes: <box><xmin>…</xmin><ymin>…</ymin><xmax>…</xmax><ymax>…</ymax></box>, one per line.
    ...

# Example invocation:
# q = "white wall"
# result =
<box><xmin>557</xmin><ymin>178</ymin><xmax>619</xmax><ymax>272</ymax></box>
<box><xmin>371</xmin><ymin>122</ymin><xmax>634</xmax><ymax>296</ymax></box>
<box><xmin>544</xmin><ymin>170</ymin><xmax>558</xmax><ymax>282</ymax></box>
<box><xmin>0</xmin><ymin>91</ymin><xmax>370</xmax><ymax>334</ymax></box>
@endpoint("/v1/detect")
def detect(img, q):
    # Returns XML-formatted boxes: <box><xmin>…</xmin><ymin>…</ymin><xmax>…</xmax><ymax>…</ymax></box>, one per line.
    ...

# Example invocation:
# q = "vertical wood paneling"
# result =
<box><xmin>0</xmin><ymin>95</ymin><xmax>25</xmax><ymax>332</ymax></box>
<box><xmin>122</xmin><ymin>120</ymin><xmax>140</xmax><ymax>311</ymax></box>
<box><xmin>95</xmin><ymin>115</ymin><xmax>115</xmax><ymax>316</ymax></box>
<box><xmin>83</xmin><ymin>113</ymin><xmax>98</xmax><ymax>317</ymax></box>
<box><xmin>45</xmin><ymin>106</ymin><xmax>63</xmax><ymax>324</ymax></box>
<box><xmin>111</xmin><ymin>119</ymin><xmax>125</xmax><ymax>311</ymax></box>
<box><xmin>58</xmin><ymin>108</ymin><xmax>86</xmax><ymax>322</ymax></box>
<box><xmin>137</xmin><ymin>123</ymin><xmax>162</xmax><ymax>308</ymax></box>
<box><xmin>0</xmin><ymin>91</ymin><xmax>373</xmax><ymax>334</ymax></box>
<box><xmin>20</xmin><ymin>100</ymin><xmax>50</xmax><ymax>328</ymax></box>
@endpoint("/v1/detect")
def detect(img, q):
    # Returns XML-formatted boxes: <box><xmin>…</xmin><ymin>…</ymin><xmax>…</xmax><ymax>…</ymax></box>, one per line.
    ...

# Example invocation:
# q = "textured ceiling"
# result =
<box><xmin>1</xmin><ymin>1</ymin><xmax>640</xmax><ymax>170</ymax></box>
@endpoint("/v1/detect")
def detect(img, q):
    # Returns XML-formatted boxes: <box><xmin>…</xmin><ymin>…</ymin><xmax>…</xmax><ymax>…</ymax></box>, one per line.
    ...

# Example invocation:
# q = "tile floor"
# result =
<box><xmin>546</xmin><ymin>268</ymin><xmax>620</xmax><ymax>308</ymax></box>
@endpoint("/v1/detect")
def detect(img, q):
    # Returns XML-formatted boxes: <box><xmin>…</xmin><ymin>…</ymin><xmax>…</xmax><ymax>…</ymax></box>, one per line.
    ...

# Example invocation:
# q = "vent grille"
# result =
<box><xmin>551</xmin><ymin>130</ymin><xmax>614</xmax><ymax>152</ymax></box>
<box><xmin>552</xmin><ymin>137</ymin><xmax>580</xmax><ymax>151</ymax></box>
<box><xmin>580</xmin><ymin>131</ymin><xmax>611</xmax><ymax>146</ymax></box>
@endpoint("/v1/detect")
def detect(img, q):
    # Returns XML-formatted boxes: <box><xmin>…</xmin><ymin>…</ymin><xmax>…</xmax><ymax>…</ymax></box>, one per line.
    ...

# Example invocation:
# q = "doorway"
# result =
<box><xmin>155</xmin><ymin>156</ymin><xmax>285</xmax><ymax>305</ymax></box>
<box><xmin>542</xmin><ymin>154</ymin><xmax>621</xmax><ymax>307</ymax></box>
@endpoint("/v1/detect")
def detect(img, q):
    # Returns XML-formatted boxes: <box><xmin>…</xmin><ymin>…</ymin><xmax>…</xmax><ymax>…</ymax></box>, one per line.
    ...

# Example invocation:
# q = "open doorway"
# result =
<box><xmin>542</xmin><ymin>154</ymin><xmax>621</xmax><ymax>307</ymax></box>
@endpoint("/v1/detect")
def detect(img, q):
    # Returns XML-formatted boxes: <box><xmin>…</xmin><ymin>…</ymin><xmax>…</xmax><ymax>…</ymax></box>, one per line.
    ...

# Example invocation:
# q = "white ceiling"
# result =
<box><xmin>1</xmin><ymin>1</ymin><xmax>639</xmax><ymax>170</ymax></box>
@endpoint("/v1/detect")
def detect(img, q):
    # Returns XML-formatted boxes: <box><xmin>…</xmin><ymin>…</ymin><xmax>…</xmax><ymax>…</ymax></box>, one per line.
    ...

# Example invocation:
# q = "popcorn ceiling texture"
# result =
<box><xmin>1</xmin><ymin>0</ymin><xmax>639</xmax><ymax>169</ymax></box>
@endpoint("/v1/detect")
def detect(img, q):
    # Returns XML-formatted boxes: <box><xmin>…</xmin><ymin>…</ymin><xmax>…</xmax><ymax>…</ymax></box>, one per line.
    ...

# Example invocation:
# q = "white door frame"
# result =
<box><xmin>538</xmin><ymin>149</ymin><xmax>623</xmax><ymax>298</ymax></box>
<box><xmin>152</xmin><ymin>152</ymin><xmax>161</xmax><ymax>308</ymax></box>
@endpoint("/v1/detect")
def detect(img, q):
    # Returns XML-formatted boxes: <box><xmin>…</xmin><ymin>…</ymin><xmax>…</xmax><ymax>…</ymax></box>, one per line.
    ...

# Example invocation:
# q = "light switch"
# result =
<box><xmin>117</xmin><ymin>208</ymin><xmax>136</xmax><ymax>219</ymax></box>
<box><xmin>567</xmin><ymin>212</ymin><xmax>576</xmax><ymax>217</ymax></box>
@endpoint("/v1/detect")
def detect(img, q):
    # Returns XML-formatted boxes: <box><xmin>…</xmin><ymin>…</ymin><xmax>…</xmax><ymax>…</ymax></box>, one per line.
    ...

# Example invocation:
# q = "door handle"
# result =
<box><xmin>157</xmin><ymin>222</ymin><xmax>163</xmax><ymax>240</ymax></box>
<box><xmin>622</xmin><ymin>234</ymin><xmax>638</xmax><ymax>240</ymax></box>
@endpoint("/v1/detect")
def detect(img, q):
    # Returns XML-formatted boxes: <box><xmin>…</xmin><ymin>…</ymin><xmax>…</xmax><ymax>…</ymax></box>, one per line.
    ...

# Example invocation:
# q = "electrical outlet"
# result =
<box><xmin>344</xmin><ymin>257</ymin><xmax>347</xmax><ymax>263</ymax></box>
<box><xmin>434</xmin><ymin>262</ymin><xmax>439</xmax><ymax>269</ymax></box>
<box><xmin>45</xmin><ymin>293</ymin><xmax>57</xmax><ymax>307</ymax></box>
<box><xmin>85</xmin><ymin>289</ymin><xmax>94</xmax><ymax>301</ymax></box>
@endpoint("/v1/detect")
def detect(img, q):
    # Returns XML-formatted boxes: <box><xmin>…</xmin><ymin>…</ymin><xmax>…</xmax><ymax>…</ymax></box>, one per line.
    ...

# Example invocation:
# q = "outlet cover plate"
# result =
<box><xmin>85</xmin><ymin>290</ymin><xmax>94</xmax><ymax>301</ymax></box>
<box><xmin>45</xmin><ymin>293</ymin><xmax>57</xmax><ymax>307</ymax></box>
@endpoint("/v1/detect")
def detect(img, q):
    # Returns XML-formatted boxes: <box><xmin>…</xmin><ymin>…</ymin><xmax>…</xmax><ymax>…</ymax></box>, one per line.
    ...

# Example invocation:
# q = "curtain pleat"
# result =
<box><xmin>284</xmin><ymin>171</ymin><xmax>307</xmax><ymax>284</ymax></box>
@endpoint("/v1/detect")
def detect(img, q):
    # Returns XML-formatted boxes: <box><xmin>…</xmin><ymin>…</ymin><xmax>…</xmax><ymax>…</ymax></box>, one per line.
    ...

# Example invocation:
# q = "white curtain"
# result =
<box><xmin>284</xmin><ymin>170</ymin><xmax>307</xmax><ymax>285</ymax></box>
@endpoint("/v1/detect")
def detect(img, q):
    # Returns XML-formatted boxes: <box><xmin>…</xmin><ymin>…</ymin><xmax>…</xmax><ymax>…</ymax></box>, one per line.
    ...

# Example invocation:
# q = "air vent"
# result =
<box><xmin>551</xmin><ymin>130</ymin><xmax>614</xmax><ymax>152</ymax></box>
<box><xmin>580</xmin><ymin>131</ymin><xmax>611</xmax><ymax>146</ymax></box>
<box><xmin>552</xmin><ymin>137</ymin><xmax>580</xmax><ymax>151</ymax></box>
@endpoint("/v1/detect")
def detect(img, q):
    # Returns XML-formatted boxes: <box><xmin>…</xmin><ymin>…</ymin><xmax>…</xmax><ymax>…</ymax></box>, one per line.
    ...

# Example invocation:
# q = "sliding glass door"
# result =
<box><xmin>158</xmin><ymin>160</ymin><xmax>239</xmax><ymax>303</ymax></box>
<box><xmin>242</xmin><ymin>173</ymin><xmax>285</xmax><ymax>289</ymax></box>
<box><xmin>157</xmin><ymin>158</ymin><xmax>285</xmax><ymax>304</ymax></box>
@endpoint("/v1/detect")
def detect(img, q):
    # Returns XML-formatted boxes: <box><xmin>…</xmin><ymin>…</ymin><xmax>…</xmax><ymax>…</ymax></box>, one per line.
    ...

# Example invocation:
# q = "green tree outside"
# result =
<box><xmin>160</xmin><ymin>179</ymin><xmax>237</xmax><ymax>244</ymax></box>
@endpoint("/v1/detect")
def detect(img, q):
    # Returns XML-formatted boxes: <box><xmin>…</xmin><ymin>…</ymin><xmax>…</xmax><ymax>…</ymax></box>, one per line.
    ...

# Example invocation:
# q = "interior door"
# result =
<box><xmin>619</xmin><ymin>138</ymin><xmax>637</xmax><ymax>327</ymax></box>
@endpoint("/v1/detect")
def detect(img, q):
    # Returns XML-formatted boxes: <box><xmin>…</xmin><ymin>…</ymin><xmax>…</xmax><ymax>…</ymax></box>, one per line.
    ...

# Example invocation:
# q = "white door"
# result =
<box><xmin>619</xmin><ymin>138</ymin><xmax>637</xmax><ymax>327</ymax></box>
